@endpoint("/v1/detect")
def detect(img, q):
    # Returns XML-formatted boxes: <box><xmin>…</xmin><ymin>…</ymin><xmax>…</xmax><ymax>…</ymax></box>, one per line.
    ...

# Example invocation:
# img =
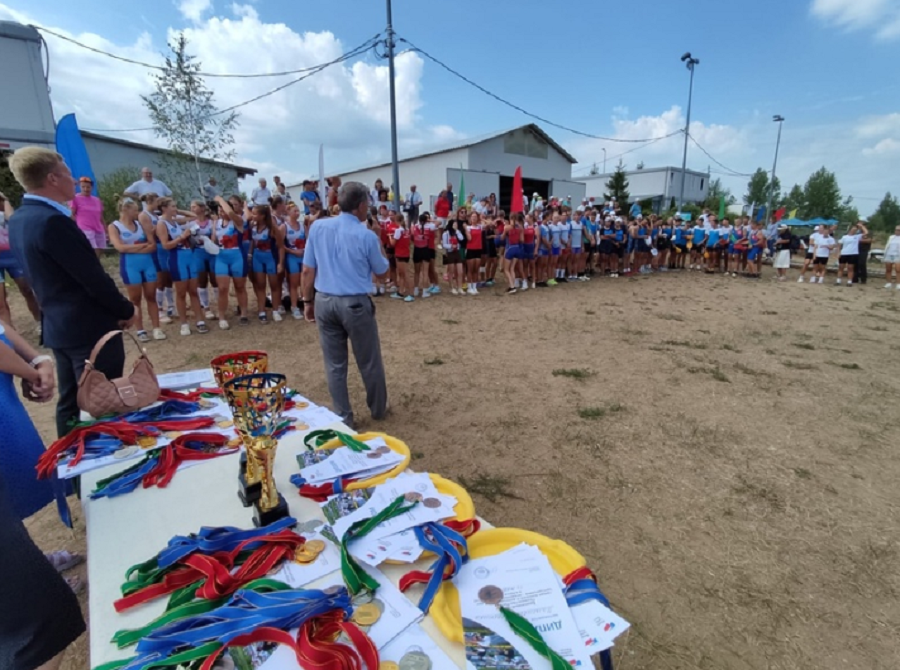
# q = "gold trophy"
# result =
<box><xmin>211</xmin><ymin>352</ymin><xmax>269</xmax><ymax>507</ymax></box>
<box><xmin>224</xmin><ymin>373</ymin><xmax>290</xmax><ymax>527</ymax></box>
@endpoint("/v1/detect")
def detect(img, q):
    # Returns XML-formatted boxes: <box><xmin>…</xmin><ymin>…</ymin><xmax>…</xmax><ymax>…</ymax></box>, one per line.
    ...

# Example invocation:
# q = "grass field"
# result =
<box><xmin>14</xmin><ymin>264</ymin><xmax>900</xmax><ymax>670</ymax></box>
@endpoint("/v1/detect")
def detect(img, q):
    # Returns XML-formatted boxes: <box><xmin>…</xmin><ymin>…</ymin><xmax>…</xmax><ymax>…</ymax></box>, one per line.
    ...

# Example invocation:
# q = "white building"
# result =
<box><xmin>580</xmin><ymin>166</ymin><xmax>710</xmax><ymax>213</ymax></box>
<box><xmin>295</xmin><ymin>124</ymin><xmax>584</xmax><ymax>213</ymax></box>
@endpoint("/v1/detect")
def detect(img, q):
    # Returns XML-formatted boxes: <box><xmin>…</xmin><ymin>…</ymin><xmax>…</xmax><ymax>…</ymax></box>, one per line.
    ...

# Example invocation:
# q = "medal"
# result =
<box><xmin>351</xmin><ymin>602</ymin><xmax>381</xmax><ymax>626</ymax></box>
<box><xmin>295</xmin><ymin>401</ymin><xmax>310</xmax><ymax>409</ymax></box>
<box><xmin>295</xmin><ymin>423</ymin><xmax>309</xmax><ymax>430</ymax></box>
<box><xmin>380</xmin><ymin>663</ymin><xmax>400</xmax><ymax>670</ymax></box>
<box><xmin>422</xmin><ymin>497</ymin><xmax>441</xmax><ymax>509</ymax></box>
<box><xmin>163</xmin><ymin>431</ymin><xmax>183</xmax><ymax>439</ymax></box>
<box><xmin>478</xmin><ymin>585</ymin><xmax>504</xmax><ymax>605</ymax></box>
<box><xmin>305</xmin><ymin>539</ymin><xmax>326</xmax><ymax>554</ymax></box>
<box><xmin>136</xmin><ymin>436</ymin><xmax>158</xmax><ymax>449</ymax></box>
<box><xmin>404</xmin><ymin>491</ymin><xmax>423</xmax><ymax>503</ymax></box>
<box><xmin>217</xmin><ymin>419</ymin><xmax>234</xmax><ymax>429</ymax></box>
<box><xmin>113</xmin><ymin>446</ymin><xmax>139</xmax><ymax>460</ymax></box>
<box><xmin>399</xmin><ymin>651</ymin><xmax>432</xmax><ymax>670</ymax></box>
<box><xmin>294</xmin><ymin>547</ymin><xmax>319</xmax><ymax>564</ymax></box>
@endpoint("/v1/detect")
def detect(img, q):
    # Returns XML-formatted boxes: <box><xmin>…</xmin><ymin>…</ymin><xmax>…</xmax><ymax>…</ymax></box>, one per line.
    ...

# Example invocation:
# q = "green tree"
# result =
<box><xmin>802</xmin><ymin>167</ymin><xmax>842</xmax><ymax>219</ymax></box>
<box><xmin>703</xmin><ymin>177</ymin><xmax>736</xmax><ymax>212</ymax></box>
<box><xmin>782</xmin><ymin>184</ymin><xmax>805</xmax><ymax>218</ymax></box>
<box><xmin>869</xmin><ymin>192</ymin><xmax>900</xmax><ymax>233</ymax></box>
<box><xmin>0</xmin><ymin>151</ymin><xmax>25</xmax><ymax>207</ymax></box>
<box><xmin>839</xmin><ymin>196</ymin><xmax>859</xmax><ymax>225</ymax></box>
<box><xmin>604</xmin><ymin>161</ymin><xmax>630</xmax><ymax>207</ymax></box>
<box><xmin>97</xmin><ymin>166</ymin><xmax>143</xmax><ymax>224</ymax></box>
<box><xmin>744</xmin><ymin>168</ymin><xmax>780</xmax><ymax>209</ymax></box>
<box><xmin>142</xmin><ymin>33</ymin><xmax>238</xmax><ymax>199</ymax></box>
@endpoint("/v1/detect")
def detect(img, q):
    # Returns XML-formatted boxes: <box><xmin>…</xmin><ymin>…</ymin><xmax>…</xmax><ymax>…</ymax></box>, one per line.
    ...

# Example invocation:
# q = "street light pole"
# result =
<box><xmin>678</xmin><ymin>53</ymin><xmax>699</xmax><ymax>212</ymax></box>
<box><xmin>385</xmin><ymin>0</ymin><xmax>401</xmax><ymax>212</ymax></box>
<box><xmin>765</xmin><ymin>115</ymin><xmax>785</xmax><ymax>226</ymax></box>
<box><xmin>602</xmin><ymin>148</ymin><xmax>607</xmax><ymax>173</ymax></box>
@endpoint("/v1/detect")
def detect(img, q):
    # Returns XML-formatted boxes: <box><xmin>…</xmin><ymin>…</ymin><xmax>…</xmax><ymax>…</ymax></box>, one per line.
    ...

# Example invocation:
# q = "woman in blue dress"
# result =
<box><xmin>0</xmin><ymin>319</ymin><xmax>86</xmax><ymax>669</ymax></box>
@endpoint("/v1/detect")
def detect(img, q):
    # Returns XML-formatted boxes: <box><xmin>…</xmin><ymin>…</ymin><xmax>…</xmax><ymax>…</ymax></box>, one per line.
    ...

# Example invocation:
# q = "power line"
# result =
<box><xmin>34</xmin><ymin>25</ymin><xmax>383</xmax><ymax>79</ymax></box>
<box><xmin>81</xmin><ymin>37</ymin><xmax>379</xmax><ymax>133</ymax></box>
<box><xmin>397</xmin><ymin>36</ymin><xmax>678</xmax><ymax>144</ymax></box>
<box><xmin>686</xmin><ymin>133</ymin><xmax>754</xmax><ymax>178</ymax></box>
<box><xmin>572</xmin><ymin>132</ymin><xmax>683</xmax><ymax>175</ymax></box>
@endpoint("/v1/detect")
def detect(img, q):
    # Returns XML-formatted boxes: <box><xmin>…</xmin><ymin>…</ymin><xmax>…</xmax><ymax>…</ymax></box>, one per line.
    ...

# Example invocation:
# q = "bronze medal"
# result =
<box><xmin>478</xmin><ymin>585</ymin><xmax>504</xmax><ymax>605</ymax></box>
<box><xmin>422</xmin><ymin>497</ymin><xmax>441</xmax><ymax>509</ymax></box>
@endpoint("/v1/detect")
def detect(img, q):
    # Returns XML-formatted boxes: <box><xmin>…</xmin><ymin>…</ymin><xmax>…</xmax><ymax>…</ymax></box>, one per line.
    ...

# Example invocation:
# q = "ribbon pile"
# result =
<box><xmin>36</xmin><ymin>416</ymin><xmax>216</xmax><ymax>478</ymax></box>
<box><xmin>115</xmin><ymin>517</ymin><xmax>302</xmax><ymax>612</ymax></box>
<box><xmin>158</xmin><ymin>388</ymin><xmax>222</xmax><ymax>402</ymax></box>
<box><xmin>289</xmin><ymin>430</ymin><xmax>373</xmax><ymax>501</ymax></box>
<box><xmin>98</xmin><ymin>583</ymin><xmax>379</xmax><ymax>670</ymax></box>
<box><xmin>398</xmin><ymin>518</ymin><xmax>480</xmax><ymax>613</ymax></box>
<box><xmin>90</xmin><ymin>433</ymin><xmax>238</xmax><ymax>499</ymax></box>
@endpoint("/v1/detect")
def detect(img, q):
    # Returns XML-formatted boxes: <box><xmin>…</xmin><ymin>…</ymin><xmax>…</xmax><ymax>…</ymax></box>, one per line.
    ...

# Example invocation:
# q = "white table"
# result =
<box><xmin>81</xmin><ymin>420</ymin><xmax>475</xmax><ymax>668</ymax></box>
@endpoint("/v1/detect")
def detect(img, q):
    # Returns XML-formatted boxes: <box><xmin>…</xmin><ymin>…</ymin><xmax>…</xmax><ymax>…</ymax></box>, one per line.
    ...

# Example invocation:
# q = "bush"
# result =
<box><xmin>97</xmin><ymin>166</ymin><xmax>142</xmax><ymax>223</ymax></box>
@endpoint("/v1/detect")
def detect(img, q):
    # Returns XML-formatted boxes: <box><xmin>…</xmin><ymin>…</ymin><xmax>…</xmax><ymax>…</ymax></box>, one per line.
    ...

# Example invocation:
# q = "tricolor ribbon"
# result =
<box><xmin>398</xmin><ymin>519</ymin><xmax>480</xmax><ymax>612</ymax></box>
<box><xmin>289</xmin><ymin>472</ymin><xmax>359</xmax><ymax>502</ymax></box>
<box><xmin>158</xmin><ymin>387</ymin><xmax>222</xmax><ymax>402</ymax></box>
<box><xmin>90</xmin><ymin>433</ymin><xmax>237</xmax><ymax>499</ymax></box>
<box><xmin>340</xmin><ymin>495</ymin><xmax>418</xmax><ymax>595</ymax></box>
<box><xmin>114</xmin><ymin>529</ymin><xmax>304</xmax><ymax>612</ymax></box>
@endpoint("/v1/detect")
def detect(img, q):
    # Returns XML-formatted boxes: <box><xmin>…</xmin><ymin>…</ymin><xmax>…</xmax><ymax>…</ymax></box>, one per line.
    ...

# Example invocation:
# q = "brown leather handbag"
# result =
<box><xmin>77</xmin><ymin>331</ymin><xmax>160</xmax><ymax>418</ymax></box>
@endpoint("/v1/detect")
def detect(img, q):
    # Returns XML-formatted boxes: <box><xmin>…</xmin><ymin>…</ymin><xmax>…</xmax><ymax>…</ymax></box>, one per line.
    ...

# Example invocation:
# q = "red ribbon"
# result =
<box><xmin>295</xmin><ymin>477</ymin><xmax>361</xmax><ymax>502</ymax></box>
<box><xmin>159</xmin><ymin>388</ymin><xmax>223</xmax><ymax>402</ymax></box>
<box><xmin>198</xmin><ymin>613</ymin><xmax>379</xmax><ymax>670</ymax></box>
<box><xmin>114</xmin><ymin>530</ymin><xmax>304</xmax><ymax>612</ymax></box>
<box><xmin>563</xmin><ymin>565</ymin><xmax>595</xmax><ymax>587</ymax></box>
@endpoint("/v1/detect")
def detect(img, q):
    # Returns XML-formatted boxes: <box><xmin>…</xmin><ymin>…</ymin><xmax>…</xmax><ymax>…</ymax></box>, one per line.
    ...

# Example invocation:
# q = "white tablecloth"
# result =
<box><xmin>81</xmin><ymin>421</ymin><xmax>475</xmax><ymax>668</ymax></box>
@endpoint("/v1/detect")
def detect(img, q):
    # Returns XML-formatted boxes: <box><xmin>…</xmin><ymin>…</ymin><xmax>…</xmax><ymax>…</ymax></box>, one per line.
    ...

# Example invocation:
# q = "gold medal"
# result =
<box><xmin>163</xmin><ymin>431</ymin><xmax>183</xmax><ymax>439</ymax></box>
<box><xmin>351</xmin><ymin>603</ymin><xmax>381</xmax><ymax>626</ymax></box>
<box><xmin>295</xmin><ymin>423</ymin><xmax>309</xmax><ymax>430</ymax></box>
<box><xmin>380</xmin><ymin>663</ymin><xmax>400</xmax><ymax>670</ymax></box>
<box><xmin>136</xmin><ymin>436</ymin><xmax>158</xmax><ymax>449</ymax></box>
<box><xmin>293</xmin><ymin>547</ymin><xmax>319</xmax><ymax>564</ymax></box>
<box><xmin>217</xmin><ymin>420</ymin><xmax>234</xmax><ymax>429</ymax></box>
<box><xmin>227</xmin><ymin>438</ymin><xmax>241</xmax><ymax>448</ymax></box>
<box><xmin>295</xmin><ymin>401</ymin><xmax>310</xmax><ymax>409</ymax></box>
<box><xmin>305</xmin><ymin>539</ymin><xmax>326</xmax><ymax>554</ymax></box>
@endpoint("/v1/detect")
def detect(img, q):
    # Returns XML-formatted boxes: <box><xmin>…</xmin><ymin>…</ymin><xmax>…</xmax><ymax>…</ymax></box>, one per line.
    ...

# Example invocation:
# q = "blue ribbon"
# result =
<box><xmin>114</xmin><ymin>586</ymin><xmax>351</xmax><ymax>670</ymax></box>
<box><xmin>117</xmin><ymin>400</ymin><xmax>202</xmax><ymax>424</ymax></box>
<box><xmin>289</xmin><ymin>473</ymin><xmax>348</xmax><ymax>494</ymax></box>
<box><xmin>153</xmin><ymin>517</ymin><xmax>297</xmax><ymax>569</ymax></box>
<box><xmin>564</xmin><ymin>578</ymin><xmax>611</xmax><ymax>608</ymax></box>
<box><xmin>89</xmin><ymin>455</ymin><xmax>160</xmax><ymax>499</ymax></box>
<box><xmin>413</xmin><ymin>522</ymin><xmax>468</xmax><ymax>613</ymax></box>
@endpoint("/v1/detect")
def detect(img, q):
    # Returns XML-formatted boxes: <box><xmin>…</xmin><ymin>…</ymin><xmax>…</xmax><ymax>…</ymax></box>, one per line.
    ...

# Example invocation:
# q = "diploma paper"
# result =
<box><xmin>299</xmin><ymin>438</ymin><xmax>405</xmax><ymax>484</ymax></box>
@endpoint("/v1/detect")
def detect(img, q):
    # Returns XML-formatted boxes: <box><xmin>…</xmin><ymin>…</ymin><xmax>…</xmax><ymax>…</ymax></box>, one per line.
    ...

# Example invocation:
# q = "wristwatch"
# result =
<box><xmin>30</xmin><ymin>355</ymin><xmax>53</xmax><ymax>368</ymax></box>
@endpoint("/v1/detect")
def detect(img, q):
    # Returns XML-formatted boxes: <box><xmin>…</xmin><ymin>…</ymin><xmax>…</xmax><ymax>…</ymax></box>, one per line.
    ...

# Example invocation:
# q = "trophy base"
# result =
<box><xmin>253</xmin><ymin>493</ymin><xmax>290</xmax><ymax>527</ymax></box>
<box><xmin>238</xmin><ymin>455</ymin><xmax>262</xmax><ymax>507</ymax></box>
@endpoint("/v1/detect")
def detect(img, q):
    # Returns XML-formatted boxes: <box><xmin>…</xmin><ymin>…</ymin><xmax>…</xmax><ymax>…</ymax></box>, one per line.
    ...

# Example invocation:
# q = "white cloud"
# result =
<box><xmin>810</xmin><ymin>0</ymin><xmax>900</xmax><ymax>40</ymax></box>
<box><xmin>863</xmin><ymin>137</ymin><xmax>900</xmax><ymax>155</ymax></box>
<box><xmin>855</xmin><ymin>112</ymin><xmax>900</xmax><ymax>138</ymax></box>
<box><xmin>0</xmin><ymin>1</ymin><xmax>460</xmax><ymax>191</ymax></box>
<box><xmin>177</xmin><ymin>0</ymin><xmax>212</xmax><ymax>23</ymax></box>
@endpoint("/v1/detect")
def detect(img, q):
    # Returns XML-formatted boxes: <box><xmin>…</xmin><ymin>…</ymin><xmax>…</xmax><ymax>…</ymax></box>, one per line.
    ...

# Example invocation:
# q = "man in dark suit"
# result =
<box><xmin>8</xmin><ymin>147</ymin><xmax>136</xmax><ymax>436</ymax></box>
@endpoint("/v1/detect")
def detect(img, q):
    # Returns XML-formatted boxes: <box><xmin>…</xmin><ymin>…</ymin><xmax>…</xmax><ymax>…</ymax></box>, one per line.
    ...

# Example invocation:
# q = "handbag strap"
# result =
<box><xmin>85</xmin><ymin>330</ymin><xmax>144</xmax><ymax>367</ymax></box>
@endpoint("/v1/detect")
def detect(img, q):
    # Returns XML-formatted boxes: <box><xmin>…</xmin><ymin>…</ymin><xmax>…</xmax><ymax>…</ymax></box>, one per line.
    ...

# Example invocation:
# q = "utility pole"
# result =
<box><xmin>602</xmin><ymin>148</ymin><xmax>607</xmax><ymax>173</ymax></box>
<box><xmin>385</xmin><ymin>0</ymin><xmax>401</xmax><ymax>212</ymax></box>
<box><xmin>678</xmin><ymin>52</ymin><xmax>699</xmax><ymax>212</ymax></box>
<box><xmin>765</xmin><ymin>115</ymin><xmax>785</xmax><ymax>227</ymax></box>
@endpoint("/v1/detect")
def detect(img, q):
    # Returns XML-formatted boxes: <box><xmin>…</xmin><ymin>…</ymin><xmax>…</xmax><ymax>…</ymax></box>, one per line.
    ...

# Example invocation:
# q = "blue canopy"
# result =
<box><xmin>807</xmin><ymin>217</ymin><xmax>838</xmax><ymax>225</ymax></box>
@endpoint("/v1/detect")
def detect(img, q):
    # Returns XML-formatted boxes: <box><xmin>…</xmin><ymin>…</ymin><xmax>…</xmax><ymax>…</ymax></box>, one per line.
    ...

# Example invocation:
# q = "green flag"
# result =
<box><xmin>457</xmin><ymin>165</ymin><xmax>465</xmax><ymax>208</ymax></box>
<box><xmin>718</xmin><ymin>195</ymin><xmax>726</xmax><ymax>220</ymax></box>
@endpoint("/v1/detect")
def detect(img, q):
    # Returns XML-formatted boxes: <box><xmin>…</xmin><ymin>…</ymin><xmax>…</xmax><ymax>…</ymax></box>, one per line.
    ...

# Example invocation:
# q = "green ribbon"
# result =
<box><xmin>340</xmin><ymin>495</ymin><xmax>418</xmax><ymax>595</ymax></box>
<box><xmin>499</xmin><ymin>607</ymin><xmax>573</xmax><ymax>670</ymax></box>
<box><xmin>93</xmin><ymin>450</ymin><xmax>162</xmax><ymax>494</ymax></box>
<box><xmin>303</xmin><ymin>429</ymin><xmax>370</xmax><ymax>453</ymax></box>
<box><xmin>93</xmin><ymin>641</ymin><xmax>223</xmax><ymax>670</ymax></box>
<box><xmin>112</xmin><ymin>579</ymin><xmax>291</xmax><ymax>649</ymax></box>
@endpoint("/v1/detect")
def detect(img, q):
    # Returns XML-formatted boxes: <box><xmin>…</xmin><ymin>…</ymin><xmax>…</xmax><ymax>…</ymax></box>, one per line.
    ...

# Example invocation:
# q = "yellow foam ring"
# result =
<box><xmin>316</xmin><ymin>431</ymin><xmax>410</xmax><ymax>490</ymax></box>
<box><xmin>429</xmin><ymin>528</ymin><xmax>586</xmax><ymax>643</ymax></box>
<box><xmin>384</xmin><ymin>473</ymin><xmax>475</xmax><ymax>565</ymax></box>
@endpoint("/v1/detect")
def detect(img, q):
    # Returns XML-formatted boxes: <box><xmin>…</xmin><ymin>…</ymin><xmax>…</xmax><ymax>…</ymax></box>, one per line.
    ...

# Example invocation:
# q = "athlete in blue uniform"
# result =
<box><xmin>139</xmin><ymin>193</ymin><xmax>174</xmax><ymax>324</ymax></box>
<box><xmin>156</xmin><ymin>198</ymin><xmax>207</xmax><ymax>336</ymax></box>
<box><xmin>248</xmin><ymin>205</ymin><xmax>285</xmax><ymax>324</ymax></box>
<box><xmin>283</xmin><ymin>203</ymin><xmax>307</xmax><ymax>319</ymax></box>
<box><xmin>212</xmin><ymin>196</ymin><xmax>249</xmax><ymax>329</ymax></box>
<box><xmin>108</xmin><ymin>196</ymin><xmax>164</xmax><ymax>342</ymax></box>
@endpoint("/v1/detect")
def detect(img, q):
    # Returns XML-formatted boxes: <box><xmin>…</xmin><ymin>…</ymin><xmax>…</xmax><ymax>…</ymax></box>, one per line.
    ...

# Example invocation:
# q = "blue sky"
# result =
<box><xmin>2</xmin><ymin>0</ymin><xmax>899</xmax><ymax>212</ymax></box>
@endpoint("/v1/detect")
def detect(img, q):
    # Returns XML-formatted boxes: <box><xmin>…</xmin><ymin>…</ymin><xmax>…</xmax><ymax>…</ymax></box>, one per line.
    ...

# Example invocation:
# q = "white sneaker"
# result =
<box><xmin>180</xmin><ymin>324</ymin><xmax>191</xmax><ymax>336</ymax></box>
<box><xmin>450</xmin><ymin>288</ymin><xmax>458</xmax><ymax>295</ymax></box>
<box><xmin>219</xmin><ymin>319</ymin><xmax>230</xmax><ymax>330</ymax></box>
<box><xmin>272</xmin><ymin>310</ymin><xmax>283</xmax><ymax>322</ymax></box>
<box><xmin>797</xmin><ymin>277</ymin><xmax>804</xmax><ymax>283</ymax></box>
<box><xmin>836</xmin><ymin>279</ymin><xmax>842</xmax><ymax>285</ymax></box>
<box><xmin>531</xmin><ymin>282</ymin><xmax>536</xmax><ymax>289</ymax></box>
<box><xmin>205</xmin><ymin>310</ymin><xmax>216</xmax><ymax>320</ymax></box>
<box><xmin>160</xmin><ymin>315</ymin><xmax>173</xmax><ymax>324</ymax></box>
<box><xmin>818</xmin><ymin>277</ymin><xmax>825</xmax><ymax>284</ymax></box>
<box><xmin>885</xmin><ymin>283</ymin><xmax>893</xmax><ymax>289</ymax></box>
<box><xmin>292</xmin><ymin>307</ymin><xmax>302</xmax><ymax>320</ymax></box>
<box><xmin>895</xmin><ymin>284</ymin><xmax>900</xmax><ymax>290</ymax></box>
<box><xmin>520</xmin><ymin>283</ymin><xmax>529</xmax><ymax>291</ymax></box>
<box><xmin>152</xmin><ymin>328</ymin><xmax>167</xmax><ymax>340</ymax></box>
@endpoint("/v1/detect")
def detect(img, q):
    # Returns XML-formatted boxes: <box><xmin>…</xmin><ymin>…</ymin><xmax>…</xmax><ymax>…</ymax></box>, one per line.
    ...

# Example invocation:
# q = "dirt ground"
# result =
<box><xmin>14</xmin><ymin>263</ymin><xmax>900</xmax><ymax>670</ymax></box>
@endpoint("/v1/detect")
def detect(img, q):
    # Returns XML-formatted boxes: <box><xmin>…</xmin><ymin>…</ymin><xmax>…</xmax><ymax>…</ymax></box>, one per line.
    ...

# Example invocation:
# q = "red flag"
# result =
<box><xmin>510</xmin><ymin>166</ymin><xmax>524</xmax><ymax>213</ymax></box>
<box><xmin>774</xmin><ymin>207</ymin><xmax>786</xmax><ymax>222</ymax></box>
